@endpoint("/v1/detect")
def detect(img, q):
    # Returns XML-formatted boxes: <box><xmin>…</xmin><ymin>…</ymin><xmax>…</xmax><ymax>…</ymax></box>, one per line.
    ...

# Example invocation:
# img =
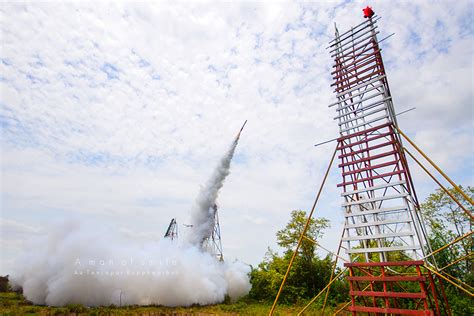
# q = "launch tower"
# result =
<box><xmin>202</xmin><ymin>204</ymin><xmax>224</xmax><ymax>262</ymax></box>
<box><xmin>329</xmin><ymin>7</ymin><xmax>448</xmax><ymax>314</ymax></box>
<box><xmin>164</xmin><ymin>218</ymin><xmax>178</xmax><ymax>240</ymax></box>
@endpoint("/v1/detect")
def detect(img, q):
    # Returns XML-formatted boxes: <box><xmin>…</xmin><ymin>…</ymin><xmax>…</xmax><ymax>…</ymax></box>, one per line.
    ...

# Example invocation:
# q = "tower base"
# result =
<box><xmin>344</xmin><ymin>261</ymin><xmax>444</xmax><ymax>315</ymax></box>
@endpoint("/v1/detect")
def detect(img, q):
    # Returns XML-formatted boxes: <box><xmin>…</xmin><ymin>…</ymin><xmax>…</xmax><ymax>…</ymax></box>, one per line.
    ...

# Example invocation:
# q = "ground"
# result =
<box><xmin>0</xmin><ymin>291</ymin><xmax>331</xmax><ymax>315</ymax></box>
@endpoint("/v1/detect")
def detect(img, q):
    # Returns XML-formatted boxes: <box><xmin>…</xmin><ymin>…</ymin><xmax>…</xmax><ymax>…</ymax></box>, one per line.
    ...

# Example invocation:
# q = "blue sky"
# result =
<box><xmin>1</xmin><ymin>0</ymin><xmax>473</xmax><ymax>274</ymax></box>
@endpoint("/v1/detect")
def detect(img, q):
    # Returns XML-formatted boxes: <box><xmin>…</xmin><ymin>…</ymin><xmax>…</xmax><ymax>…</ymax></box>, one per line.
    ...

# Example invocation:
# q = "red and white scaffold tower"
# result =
<box><xmin>329</xmin><ymin>6</ymin><xmax>447</xmax><ymax>315</ymax></box>
<box><xmin>330</xmin><ymin>8</ymin><xmax>425</xmax><ymax>263</ymax></box>
<box><xmin>270</xmin><ymin>6</ymin><xmax>472</xmax><ymax>316</ymax></box>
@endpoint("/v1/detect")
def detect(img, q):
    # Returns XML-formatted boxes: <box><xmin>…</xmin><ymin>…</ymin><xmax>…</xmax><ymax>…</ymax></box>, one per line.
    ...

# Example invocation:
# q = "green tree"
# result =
<box><xmin>420</xmin><ymin>186</ymin><xmax>473</xmax><ymax>275</ymax></box>
<box><xmin>276</xmin><ymin>210</ymin><xmax>330</xmax><ymax>262</ymax></box>
<box><xmin>247</xmin><ymin>210</ymin><xmax>348</xmax><ymax>306</ymax></box>
<box><xmin>419</xmin><ymin>186</ymin><xmax>473</xmax><ymax>315</ymax></box>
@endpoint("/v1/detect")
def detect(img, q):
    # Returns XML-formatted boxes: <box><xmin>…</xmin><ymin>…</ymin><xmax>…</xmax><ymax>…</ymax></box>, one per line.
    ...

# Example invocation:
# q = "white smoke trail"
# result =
<box><xmin>10</xmin><ymin>133</ymin><xmax>250</xmax><ymax>307</ymax></box>
<box><xmin>186</xmin><ymin>136</ymin><xmax>240</xmax><ymax>247</ymax></box>
<box><xmin>11</xmin><ymin>221</ymin><xmax>250</xmax><ymax>306</ymax></box>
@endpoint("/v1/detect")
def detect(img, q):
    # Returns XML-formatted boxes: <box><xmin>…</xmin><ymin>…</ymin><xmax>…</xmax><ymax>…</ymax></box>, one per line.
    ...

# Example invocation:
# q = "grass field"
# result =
<box><xmin>0</xmin><ymin>291</ymin><xmax>332</xmax><ymax>315</ymax></box>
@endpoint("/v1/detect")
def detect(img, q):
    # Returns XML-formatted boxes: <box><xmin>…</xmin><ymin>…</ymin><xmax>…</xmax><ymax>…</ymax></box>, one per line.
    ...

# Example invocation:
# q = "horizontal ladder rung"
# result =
<box><xmin>347</xmin><ymin>276</ymin><xmax>426</xmax><ymax>282</ymax></box>
<box><xmin>344</xmin><ymin>205</ymin><xmax>409</xmax><ymax>217</ymax></box>
<box><xmin>338</xmin><ymin>143</ymin><xmax>396</xmax><ymax>159</ymax></box>
<box><xmin>338</xmin><ymin>131</ymin><xmax>393</xmax><ymax>151</ymax></box>
<box><xmin>334</xmin><ymin>69</ymin><xmax>384</xmax><ymax>93</ymax></box>
<box><xmin>341</xmin><ymin>181</ymin><xmax>406</xmax><ymax>196</ymax></box>
<box><xmin>342</xmin><ymin>231</ymin><xmax>415</xmax><ymax>241</ymax></box>
<box><xmin>340</xmin><ymin>114</ymin><xmax>390</xmax><ymax>133</ymax></box>
<box><xmin>350</xmin><ymin>290</ymin><xmax>426</xmax><ymax>299</ymax></box>
<box><xmin>337</xmin><ymin>170</ymin><xmax>405</xmax><ymax>187</ymax></box>
<box><xmin>333</xmin><ymin>63</ymin><xmax>380</xmax><ymax>87</ymax></box>
<box><xmin>342</xmin><ymin>159</ymin><xmax>399</xmax><ymax>177</ymax></box>
<box><xmin>337</xmin><ymin>148</ymin><xmax>399</xmax><ymax>168</ymax></box>
<box><xmin>344</xmin><ymin>218</ymin><xmax>412</xmax><ymax>229</ymax></box>
<box><xmin>348</xmin><ymin>306</ymin><xmax>432</xmax><ymax>315</ymax></box>
<box><xmin>333</xmin><ymin>61</ymin><xmax>382</xmax><ymax>88</ymax></box>
<box><xmin>330</xmin><ymin>27</ymin><xmax>379</xmax><ymax>55</ymax></box>
<box><xmin>338</xmin><ymin>122</ymin><xmax>391</xmax><ymax>141</ymax></box>
<box><xmin>333</xmin><ymin>48</ymin><xmax>383</xmax><ymax>82</ymax></box>
<box><xmin>332</xmin><ymin>54</ymin><xmax>378</xmax><ymax>79</ymax></box>
<box><xmin>334</xmin><ymin>75</ymin><xmax>386</xmax><ymax>99</ymax></box>
<box><xmin>339</xmin><ymin>149</ymin><xmax>398</xmax><ymax>167</ymax></box>
<box><xmin>328</xmin><ymin>16</ymin><xmax>379</xmax><ymax>47</ymax></box>
<box><xmin>337</xmin><ymin>103</ymin><xmax>388</xmax><ymax>126</ymax></box>
<box><xmin>330</xmin><ymin>83</ymin><xmax>384</xmax><ymax>108</ymax></box>
<box><xmin>345</xmin><ymin>260</ymin><xmax>424</xmax><ymax>267</ymax></box>
<box><xmin>334</xmin><ymin>93</ymin><xmax>387</xmax><ymax>118</ymax></box>
<box><xmin>342</xmin><ymin>193</ymin><xmax>408</xmax><ymax>207</ymax></box>
<box><xmin>337</xmin><ymin>140</ymin><xmax>398</xmax><ymax>159</ymax></box>
<box><xmin>346</xmin><ymin>245</ymin><xmax>420</xmax><ymax>254</ymax></box>
<box><xmin>333</xmin><ymin>44</ymin><xmax>380</xmax><ymax>70</ymax></box>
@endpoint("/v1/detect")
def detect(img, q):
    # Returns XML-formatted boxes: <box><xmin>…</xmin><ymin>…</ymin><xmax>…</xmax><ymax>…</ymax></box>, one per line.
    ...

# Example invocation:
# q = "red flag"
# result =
<box><xmin>363</xmin><ymin>6</ymin><xmax>375</xmax><ymax>18</ymax></box>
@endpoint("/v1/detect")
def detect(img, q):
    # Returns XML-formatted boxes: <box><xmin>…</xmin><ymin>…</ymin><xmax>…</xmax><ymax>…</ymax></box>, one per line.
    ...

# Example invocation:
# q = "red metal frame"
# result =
<box><xmin>344</xmin><ymin>261</ymin><xmax>439</xmax><ymax>315</ymax></box>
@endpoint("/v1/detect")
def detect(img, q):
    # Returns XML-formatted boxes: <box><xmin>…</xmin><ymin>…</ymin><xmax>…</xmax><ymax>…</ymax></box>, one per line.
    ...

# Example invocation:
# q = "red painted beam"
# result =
<box><xmin>347</xmin><ymin>276</ymin><xmax>426</xmax><ymax>282</ymax></box>
<box><xmin>333</xmin><ymin>63</ymin><xmax>380</xmax><ymax>86</ymax></box>
<box><xmin>331</xmin><ymin>53</ymin><xmax>378</xmax><ymax>75</ymax></box>
<box><xmin>333</xmin><ymin>57</ymin><xmax>378</xmax><ymax>81</ymax></box>
<box><xmin>342</xmin><ymin>159</ymin><xmax>399</xmax><ymax>177</ymax></box>
<box><xmin>339</xmin><ymin>150</ymin><xmax>399</xmax><ymax>167</ymax></box>
<box><xmin>338</xmin><ymin>141</ymin><xmax>396</xmax><ymax>158</ymax></box>
<box><xmin>348</xmin><ymin>306</ymin><xmax>433</xmax><ymax>315</ymax></box>
<box><xmin>338</xmin><ymin>131</ymin><xmax>392</xmax><ymax>150</ymax></box>
<box><xmin>337</xmin><ymin>122</ymin><xmax>391</xmax><ymax>140</ymax></box>
<box><xmin>337</xmin><ymin>170</ymin><xmax>404</xmax><ymax>187</ymax></box>
<box><xmin>332</xmin><ymin>45</ymin><xmax>381</xmax><ymax>68</ymax></box>
<box><xmin>334</xmin><ymin>70</ymin><xmax>384</xmax><ymax>92</ymax></box>
<box><xmin>350</xmin><ymin>290</ymin><xmax>426</xmax><ymax>299</ymax></box>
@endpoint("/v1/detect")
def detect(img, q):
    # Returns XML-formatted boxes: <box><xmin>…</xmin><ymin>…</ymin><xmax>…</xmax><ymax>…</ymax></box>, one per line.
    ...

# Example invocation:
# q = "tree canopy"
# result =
<box><xmin>276</xmin><ymin>210</ymin><xmax>329</xmax><ymax>261</ymax></box>
<box><xmin>247</xmin><ymin>210</ymin><xmax>347</xmax><ymax>306</ymax></box>
<box><xmin>419</xmin><ymin>186</ymin><xmax>473</xmax><ymax>314</ymax></box>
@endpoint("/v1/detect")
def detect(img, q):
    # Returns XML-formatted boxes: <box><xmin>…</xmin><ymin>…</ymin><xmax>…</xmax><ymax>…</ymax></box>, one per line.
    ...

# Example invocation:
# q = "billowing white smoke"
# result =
<box><xmin>11</xmin><ymin>222</ymin><xmax>250</xmax><ymax>306</ymax></box>
<box><xmin>186</xmin><ymin>136</ymin><xmax>240</xmax><ymax>246</ymax></box>
<box><xmin>11</xmin><ymin>134</ymin><xmax>251</xmax><ymax>307</ymax></box>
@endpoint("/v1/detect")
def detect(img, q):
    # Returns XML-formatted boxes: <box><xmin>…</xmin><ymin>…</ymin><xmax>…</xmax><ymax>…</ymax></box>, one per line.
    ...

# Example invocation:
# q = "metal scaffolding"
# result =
<box><xmin>330</xmin><ymin>13</ymin><xmax>426</xmax><ymax>264</ymax></box>
<box><xmin>164</xmin><ymin>218</ymin><xmax>178</xmax><ymax>240</ymax></box>
<box><xmin>202</xmin><ymin>204</ymin><xmax>224</xmax><ymax>262</ymax></box>
<box><xmin>328</xmin><ymin>9</ymin><xmax>449</xmax><ymax>314</ymax></box>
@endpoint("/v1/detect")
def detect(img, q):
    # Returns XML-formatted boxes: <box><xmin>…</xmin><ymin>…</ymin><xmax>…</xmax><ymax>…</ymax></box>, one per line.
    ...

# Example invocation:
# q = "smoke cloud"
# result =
<box><xmin>11</xmin><ymin>133</ymin><xmax>250</xmax><ymax>306</ymax></box>
<box><xmin>186</xmin><ymin>135</ymin><xmax>240</xmax><ymax>247</ymax></box>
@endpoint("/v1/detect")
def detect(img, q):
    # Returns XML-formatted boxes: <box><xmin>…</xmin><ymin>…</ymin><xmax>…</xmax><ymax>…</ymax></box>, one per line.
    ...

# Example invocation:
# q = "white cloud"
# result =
<box><xmin>1</xmin><ymin>1</ymin><xmax>472</xmax><ymax>274</ymax></box>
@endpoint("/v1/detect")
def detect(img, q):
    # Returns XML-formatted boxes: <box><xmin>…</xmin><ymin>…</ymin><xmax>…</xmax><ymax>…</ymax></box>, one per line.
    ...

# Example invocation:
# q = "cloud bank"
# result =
<box><xmin>1</xmin><ymin>1</ymin><xmax>472</xmax><ymax>275</ymax></box>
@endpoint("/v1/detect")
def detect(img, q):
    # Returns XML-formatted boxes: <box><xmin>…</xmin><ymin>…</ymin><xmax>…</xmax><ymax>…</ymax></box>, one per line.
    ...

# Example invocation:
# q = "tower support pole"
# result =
<box><xmin>269</xmin><ymin>145</ymin><xmax>338</xmax><ymax>316</ymax></box>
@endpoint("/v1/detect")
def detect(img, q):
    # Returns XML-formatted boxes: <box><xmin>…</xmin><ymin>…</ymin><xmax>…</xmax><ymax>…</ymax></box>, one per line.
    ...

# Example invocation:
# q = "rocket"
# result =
<box><xmin>237</xmin><ymin>120</ymin><xmax>247</xmax><ymax>137</ymax></box>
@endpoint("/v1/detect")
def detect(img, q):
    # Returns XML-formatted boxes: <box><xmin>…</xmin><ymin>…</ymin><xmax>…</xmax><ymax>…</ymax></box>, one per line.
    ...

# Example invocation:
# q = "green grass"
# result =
<box><xmin>0</xmin><ymin>291</ymin><xmax>330</xmax><ymax>315</ymax></box>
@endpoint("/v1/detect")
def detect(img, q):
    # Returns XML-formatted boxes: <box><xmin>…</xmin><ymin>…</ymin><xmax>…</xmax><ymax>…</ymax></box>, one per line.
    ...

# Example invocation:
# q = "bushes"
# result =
<box><xmin>246</xmin><ymin>210</ymin><xmax>348</xmax><ymax>306</ymax></box>
<box><xmin>65</xmin><ymin>303</ymin><xmax>88</xmax><ymax>313</ymax></box>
